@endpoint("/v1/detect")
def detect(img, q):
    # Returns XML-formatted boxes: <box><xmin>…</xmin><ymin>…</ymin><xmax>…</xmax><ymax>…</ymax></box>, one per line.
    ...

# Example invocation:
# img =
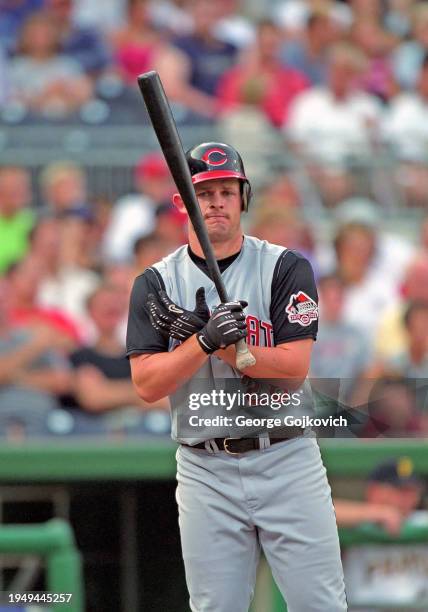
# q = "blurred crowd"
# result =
<box><xmin>1</xmin><ymin>0</ymin><xmax>428</xmax><ymax>440</ymax></box>
<box><xmin>1</xmin><ymin>149</ymin><xmax>428</xmax><ymax>439</ymax></box>
<box><xmin>0</xmin><ymin>155</ymin><xmax>181</xmax><ymax>439</ymax></box>
<box><xmin>2</xmin><ymin>0</ymin><xmax>428</xmax><ymax>193</ymax></box>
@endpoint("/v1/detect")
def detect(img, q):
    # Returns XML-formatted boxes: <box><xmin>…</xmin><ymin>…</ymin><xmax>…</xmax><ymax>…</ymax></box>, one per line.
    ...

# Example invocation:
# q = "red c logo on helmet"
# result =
<box><xmin>201</xmin><ymin>148</ymin><xmax>228</xmax><ymax>166</ymax></box>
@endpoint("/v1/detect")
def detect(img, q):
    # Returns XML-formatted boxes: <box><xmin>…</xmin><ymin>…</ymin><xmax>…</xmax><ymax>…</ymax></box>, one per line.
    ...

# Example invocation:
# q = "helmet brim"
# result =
<box><xmin>191</xmin><ymin>170</ymin><xmax>248</xmax><ymax>184</ymax></box>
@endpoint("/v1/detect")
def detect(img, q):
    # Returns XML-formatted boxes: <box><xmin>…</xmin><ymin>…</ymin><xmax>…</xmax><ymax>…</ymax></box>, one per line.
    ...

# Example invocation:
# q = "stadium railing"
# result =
<box><xmin>0</xmin><ymin>518</ymin><xmax>83</xmax><ymax>611</ymax></box>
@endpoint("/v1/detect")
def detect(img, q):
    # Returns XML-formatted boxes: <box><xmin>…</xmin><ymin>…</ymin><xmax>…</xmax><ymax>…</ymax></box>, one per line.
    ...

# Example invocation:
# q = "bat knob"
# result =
<box><xmin>235</xmin><ymin>339</ymin><xmax>256</xmax><ymax>370</ymax></box>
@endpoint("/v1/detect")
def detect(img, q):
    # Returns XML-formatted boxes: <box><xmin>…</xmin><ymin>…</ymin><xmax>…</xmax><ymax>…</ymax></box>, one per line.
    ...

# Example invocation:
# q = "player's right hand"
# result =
<box><xmin>147</xmin><ymin>287</ymin><xmax>210</xmax><ymax>341</ymax></box>
<box><xmin>197</xmin><ymin>301</ymin><xmax>248</xmax><ymax>354</ymax></box>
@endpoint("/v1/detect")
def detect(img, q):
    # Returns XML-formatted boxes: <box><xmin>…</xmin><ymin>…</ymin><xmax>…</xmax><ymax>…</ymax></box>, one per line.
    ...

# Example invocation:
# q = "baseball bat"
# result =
<box><xmin>137</xmin><ymin>70</ymin><xmax>256</xmax><ymax>370</ymax></box>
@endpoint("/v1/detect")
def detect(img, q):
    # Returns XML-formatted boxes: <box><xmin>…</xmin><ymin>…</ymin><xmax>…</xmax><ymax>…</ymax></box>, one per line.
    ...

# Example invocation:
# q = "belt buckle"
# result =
<box><xmin>223</xmin><ymin>437</ymin><xmax>241</xmax><ymax>456</ymax></box>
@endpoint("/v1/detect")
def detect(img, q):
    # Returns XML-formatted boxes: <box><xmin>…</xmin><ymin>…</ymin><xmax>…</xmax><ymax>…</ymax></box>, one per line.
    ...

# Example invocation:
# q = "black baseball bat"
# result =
<box><xmin>137</xmin><ymin>70</ymin><xmax>255</xmax><ymax>370</ymax></box>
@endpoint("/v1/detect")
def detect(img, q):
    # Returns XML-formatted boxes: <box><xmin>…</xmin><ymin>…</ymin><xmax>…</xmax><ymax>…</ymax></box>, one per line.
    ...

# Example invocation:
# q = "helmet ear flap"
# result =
<box><xmin>242</xmin><ymin>181</ymin><xmax>252</xmax><ymax>212</ymax></box>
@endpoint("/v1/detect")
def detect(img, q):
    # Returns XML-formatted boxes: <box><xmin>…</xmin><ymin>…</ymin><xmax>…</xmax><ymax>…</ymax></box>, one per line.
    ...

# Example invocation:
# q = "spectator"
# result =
<box><xmin>133</xmin><ymin>233</ymin><xmax>178</xmax><ymax>274</ymax></box>
<box><xmin>375</xmin><ymin>255</ymin><xmax>428</xmax><ymax>360</ymax></box>
<box><xmin>73</xmin><ymin>0</ymin><xmax>127</xmax><ymax>34</ymax></box>
<box><xmin>280</xmin><ymin>6</ymin><xmax>337</xmax><ymax>86</ymax></box>
<box><xmin>257</xmin><ymin>173</ymin><xmax>302</xmax><ymax>210</ymax></box>
<box><xmin>351</xmin><ymin>17</ymin><xmax>398</xmax><ymax>103</ymax></box>
<box><xmin>213</xmin><ymin>0</ymin><xmax>255</xmax><ymax>49</ymax></box>
<box><xmin>340</xmin><ymin>457</ymin><xmax>428</xmax><ymax>609</ymax></box>
<box><xmin>384</xmin><ymin>301</ymin><xmax>428</xmax><ymax>380</ymax></box>
<box><xmin>45</xmin><ymin>0</ymin><xmax>112</xmax><ymax>75</ymax></box>
<box><xmin>320</xmin><ymin>198</ymin><xmax>414</xmax><ymax>338</ymax></box>
<box><xmin>101</xmin><ymin>262</ymin><xmax>136</xmax><ymax>344</ymax></box>
<box><xmin>332</xmin><ymin>197</ymin><xmax>414</xmax><ymax>284</ymax></box>
<box><xmin>218</xmin><ymin>19</ymin><xmax>309</xmax><ymax>128</ymax></box>
<box><xmin>28</xmin><ymin>217</ymin><xmax>101</xmax><ymax>340</ymax></box>
<box><xmin>110</xmin><ymin>0</ymin><xmax>166</xmax><ymax>85</ymax></box>
<box><xmin>393</xmin><ymin>2</ymin><xmax>428</xmax><ymax>90</ymax></box>
<box><xmin>421</xmin><ymin>215</ymin><xmax>428</xmax><ymax>252</ymax></box>
<box><xmin>275</xmin><ymin>0</ymin><xmax>352</xmax><ymax>39</ymax></box>
<box><xmin>39</xmin><ymin>161</ymin><xmax>92</xmax><ymax>218</ymax></box>
<box><xmin>70</xmin><ymin>283</ymin><xmax>168</xmax><ymax>413</ymax></box>
<box><xmin>102</xmin><ymin>152</ymin><xmax>175</xmax><ymax>263</ymax></box>
<box><xmin>250</xmin><ymin>208</ymin><xmax>315</xmax><ymax>261</ymax></box>
<box><xmin>56</xmin><ymin>212</ymin><xmax>101</xmax><ymax>271</ymax></box>
<box><xmin>9</xmin><ymin>11</ymin><xmax>93</xmax><ymax>118</ymax></box>
<box><xmin>0</xmin><ymin>43</ymin><xmax>11</xmax><ymax>108</ymax></box>
<box><xmin>348</xmin><ymin>0</ymin><xmax>384</xmax><ymax>23</ymax></box>
<box><xmin>384</xmin><ymin>0</ymin><xmax>414</xmax><ymax>38</ymax></box>
<box><xmin>0</xmin><ymin>275</ymin><xmax>73</xmax><ymax>438</ymax></box>
<box><xmin>310</xmin><ymin>274</ymin><xmax>372</xmax><ymax>403</ymax></box>
<box><xmin>285</xmin><ymin>42</ymin><xmax>382</xmax><ymax>205</ymax></box>
<box><xmin>332</xmin><ymin>220</ymin><xmax>395</xmax><ymax>340</ymax></box>
<box><xmin>384</xmin><ymin>52</ymin><xmax>428</xmax><ymax>159</ymax></box>
<box><xmin>154</xmin><ymin>205</ymin><xmax>187</xmax><ymax>247</ymax></box>
<box><xmin>157</xmin><ymin>0</ymin><xmax>238</xmax><ymax>119</ymax></box>
<box><xmin>274</xmin><ymin>0</ymin><xmax>313</xmax><ymax>37</ymax></box>
<box><xmin>334</xmin><ymin>455</ymin><xmax>425</xmax><ymax>534</ymax></box>
<box><xmin>361</xmin><ymin>377</ymin><xmax>425</xmax><ymax>437</ymax></box>
<box><xmin>148</xmin><ymin>0</ymin><xmax>193</xmax><ymax>37</ymax></box>
<box><xmin>382</xmin><ymin>54</ymin><xmax>428</xmax><ymax>206</ymax></box>
<box><xmin>0</xmin><ymin>166</ymin><xmax>34</xmax><ymax>274</ymax></box>
<box><xmin>0</xmin><ymin>0</ymin><xmax>44</xmax><ymax>54</ymax></box>
<box><xmin>6</xmin><ymin>256</ymin><xmax>82</xmax><ymax>349</ymax></box>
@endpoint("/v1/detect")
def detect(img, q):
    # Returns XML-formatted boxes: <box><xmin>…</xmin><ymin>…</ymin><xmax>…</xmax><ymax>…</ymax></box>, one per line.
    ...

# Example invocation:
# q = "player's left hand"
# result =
<box><xmin>147</xmin><ymin>287</ymin><xmax>210</xmax><ymax>341</ymax></box>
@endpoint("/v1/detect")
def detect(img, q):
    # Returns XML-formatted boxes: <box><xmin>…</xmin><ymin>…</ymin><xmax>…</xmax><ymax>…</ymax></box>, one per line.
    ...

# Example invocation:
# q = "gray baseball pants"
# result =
<box><xmin>176</xmin><ymin>433</ymin><xmax>347</xmax><ymax>612</ymax></box>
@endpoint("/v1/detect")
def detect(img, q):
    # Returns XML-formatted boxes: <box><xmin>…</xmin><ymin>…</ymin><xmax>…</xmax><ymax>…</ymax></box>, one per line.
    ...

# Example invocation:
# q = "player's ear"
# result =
<box><xmin>172</xmin><ymin>193</ymin><xmax>187</xmax><ymax>214</ymax></box>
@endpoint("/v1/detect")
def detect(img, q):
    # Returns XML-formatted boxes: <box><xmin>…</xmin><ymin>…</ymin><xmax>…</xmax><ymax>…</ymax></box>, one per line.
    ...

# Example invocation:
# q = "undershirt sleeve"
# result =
<box><xmin>126</xmin><ymin>268</ymin><xmax>169</xmax><ymax>357</ymax></box>
<box><xmin>270</xmin><ymin>250</ymin><xmax>319</xmax><ymax>345</ymax></box>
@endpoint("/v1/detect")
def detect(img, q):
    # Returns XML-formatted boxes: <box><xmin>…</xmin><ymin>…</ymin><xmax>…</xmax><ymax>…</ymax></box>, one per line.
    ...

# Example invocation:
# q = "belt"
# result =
<box><xmin>184</xmin><ymin>427</ymin><xmax>304</xmax><ymax>456</ymax></box>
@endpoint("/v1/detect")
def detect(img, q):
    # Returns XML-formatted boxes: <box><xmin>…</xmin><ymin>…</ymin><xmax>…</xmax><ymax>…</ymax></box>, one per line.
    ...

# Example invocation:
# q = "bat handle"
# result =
<box><xmin>235</xmin><ymin>338</ymin><xmax>256</xmax><ymax>370</ymax></box>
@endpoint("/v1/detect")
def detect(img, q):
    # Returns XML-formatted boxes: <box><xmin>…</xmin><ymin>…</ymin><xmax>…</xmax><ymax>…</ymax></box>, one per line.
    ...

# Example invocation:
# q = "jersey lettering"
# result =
<box><xmin>260</xmin><ymin>321</ymin><xmax>273</xmax><ymax>347</ymax></box>
<box><xmin>246</xmin><ymin>315</ymin><xmax>259</xmax><ymax>346</ymax></box>
<box><xmin>246</xmin><ymin>316</ymin><xmax>274</xmax><ymax>347</ymax></box>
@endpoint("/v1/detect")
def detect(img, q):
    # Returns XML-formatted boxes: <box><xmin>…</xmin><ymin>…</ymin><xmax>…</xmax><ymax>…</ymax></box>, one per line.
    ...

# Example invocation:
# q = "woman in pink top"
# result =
<box><xmin>110</xmin><ymin>0</ymin><xmax>164</xmax><ymax>84</ymax></box>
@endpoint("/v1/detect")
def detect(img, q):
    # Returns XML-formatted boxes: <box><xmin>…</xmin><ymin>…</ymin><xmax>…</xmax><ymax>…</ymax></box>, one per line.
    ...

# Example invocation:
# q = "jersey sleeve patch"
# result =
<box><xmin>270</xmin><ymin>250</ymin><xmax>319</xmax><ymax>344</ymax></box>
<box><xmin>285</xmin><ymin>291</ymin><xmax>319</xmax><ymax>327</ymax></box>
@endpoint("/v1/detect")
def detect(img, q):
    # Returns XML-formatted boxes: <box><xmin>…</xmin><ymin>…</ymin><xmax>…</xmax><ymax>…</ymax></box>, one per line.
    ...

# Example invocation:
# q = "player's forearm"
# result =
<box><xmin>216</xmin><ymin>344</ymin><xmax>309</xmax><ymax>387</ymax></box>
<box><xmin>130</xmin><ymin>336</ymin><xmax>208</xmax><ymax>402</ymax></box>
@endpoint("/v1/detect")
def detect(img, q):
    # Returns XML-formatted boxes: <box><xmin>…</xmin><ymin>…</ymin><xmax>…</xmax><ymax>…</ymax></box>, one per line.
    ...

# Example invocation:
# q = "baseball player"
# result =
<box><xmin>127</xmin><ymin>143</ymin><xmax>347</xmax><ymax>611</ymax></box>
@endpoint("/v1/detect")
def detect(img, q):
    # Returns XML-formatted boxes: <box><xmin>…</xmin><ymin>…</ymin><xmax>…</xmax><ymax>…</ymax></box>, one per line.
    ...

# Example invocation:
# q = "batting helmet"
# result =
<box><xmin>186</xmin><ymin>142</ymin><xmax>252</xmax><ymax>211</ymax></box>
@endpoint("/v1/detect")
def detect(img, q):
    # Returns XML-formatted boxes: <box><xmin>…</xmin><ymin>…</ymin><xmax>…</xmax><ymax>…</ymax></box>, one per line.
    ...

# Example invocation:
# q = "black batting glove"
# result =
<box><xmin>196</xmin><ymin>300</ymin><xmax>248</xmax><ymax>354</ymax></box>
<box><xmin>147</xmin><ymin>287</ymin><xmax>210</xmax><ymax>341</ymax></box>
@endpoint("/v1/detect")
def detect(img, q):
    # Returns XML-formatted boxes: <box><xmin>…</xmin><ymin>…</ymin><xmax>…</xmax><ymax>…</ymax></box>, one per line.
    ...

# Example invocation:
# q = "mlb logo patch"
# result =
<box><xmin>286</xmin><ymin>291</ymin><xmax>318</xmax><ymax>327</ymax></box>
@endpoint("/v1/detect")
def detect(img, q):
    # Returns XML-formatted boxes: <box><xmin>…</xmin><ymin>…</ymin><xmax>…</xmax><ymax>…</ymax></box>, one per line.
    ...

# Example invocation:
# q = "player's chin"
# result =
<box><xmin>206</xmin><ymin>223</ymin><xmax>231</xmax><ymax>241</ymax></box>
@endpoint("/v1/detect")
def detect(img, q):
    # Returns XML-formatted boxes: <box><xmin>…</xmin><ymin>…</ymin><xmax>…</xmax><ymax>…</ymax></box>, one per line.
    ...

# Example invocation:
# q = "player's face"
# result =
<box><xmin>194</xmin><ymin>178</ymin><xmax>242</xmax><ymax>243</ymax></box>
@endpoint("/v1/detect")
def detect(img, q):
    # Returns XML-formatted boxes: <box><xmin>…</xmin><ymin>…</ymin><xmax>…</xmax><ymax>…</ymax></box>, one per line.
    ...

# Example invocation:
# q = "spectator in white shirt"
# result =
<box><xmin>384</xmin><ymin>53</ymin><xmax>428</xmax><ymax>160</ymax></box>
<box><xmin>383</xmin><ymin>53</ymin><xmax>428</xmax><ymax>207</ymax></box>
<box><xmin>102</xmin><ymin>153</ymin><xmax>175</xmax><ymax>263</ymax></box>
<box><xmin>319</xmin><ymin>198</ymin><xmax>414</xmax><ymax>340</ymax></box>
<box><xmin>285</xmin><ymin>42</ymin><xmax>382</xmax><ymax>206</ymax></box>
